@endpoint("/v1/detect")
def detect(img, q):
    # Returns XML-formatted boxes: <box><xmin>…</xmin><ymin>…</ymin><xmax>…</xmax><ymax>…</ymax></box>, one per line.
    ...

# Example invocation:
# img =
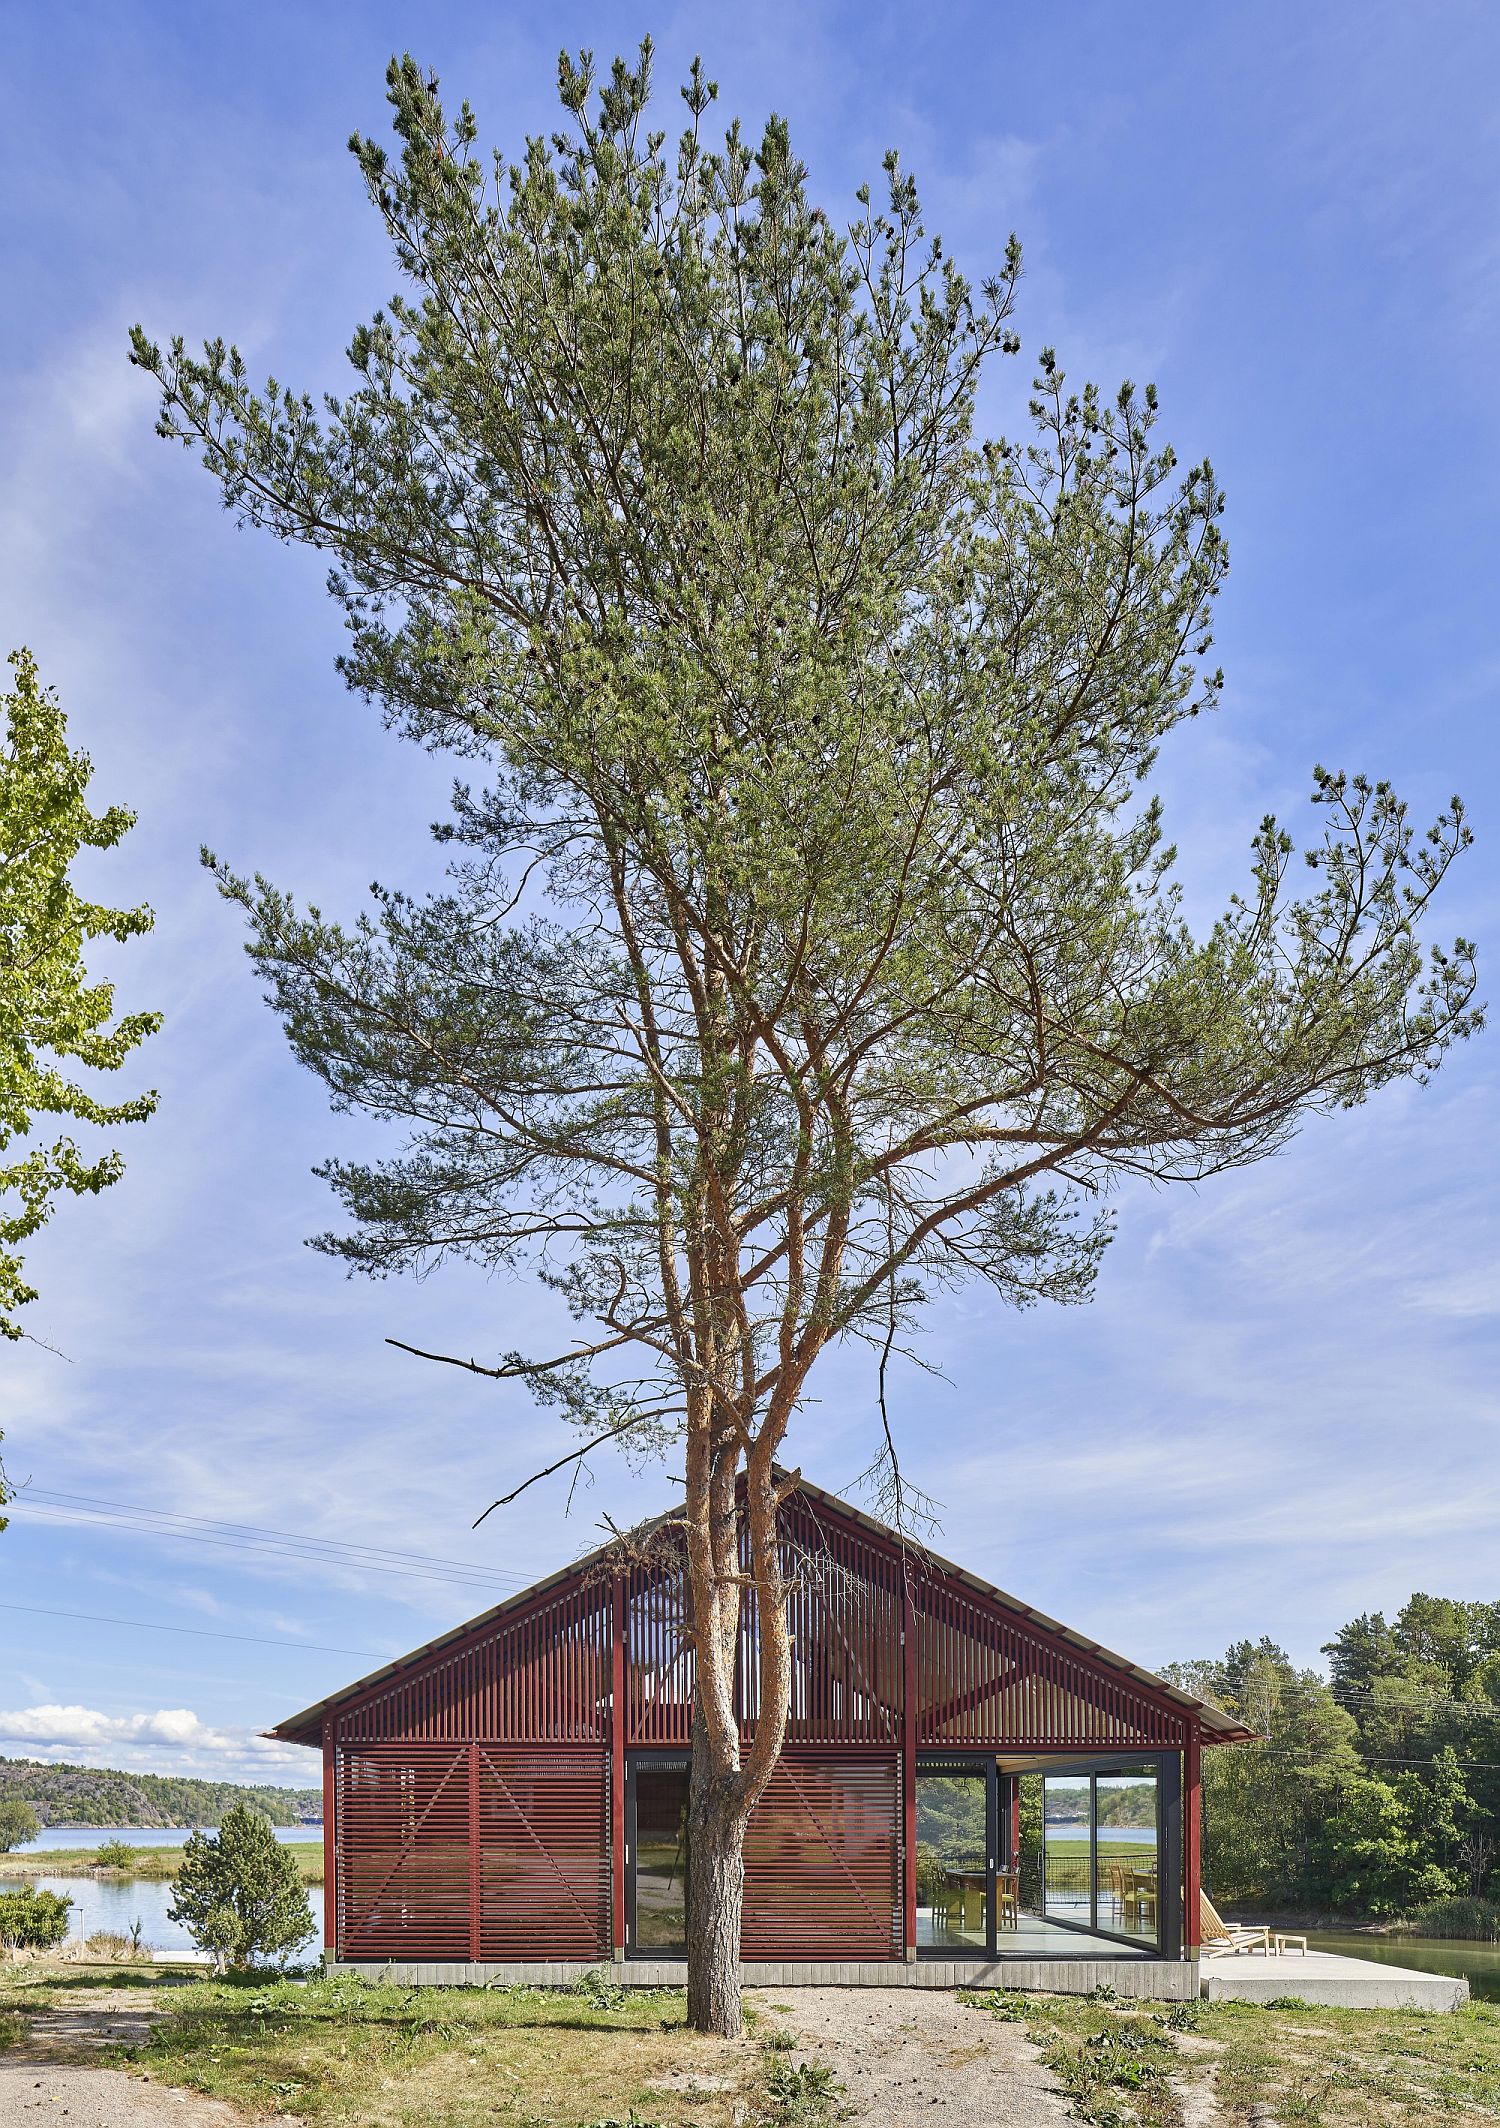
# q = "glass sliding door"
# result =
<box><xmin>915</xmin><ymin>1760</ymin><xmax>994</xmax><ymax>1955</ymax></box>
<box><xmin>627</xmin><ymin>1758</ymin><xmax>690</xmax><ymax>1957</ymax></box>
<box><xmin>1042</xmin><ymin>1773</ymin><xmax>1092</xmax><ymax>1924</ymax></box>
<box><xmin>1094</xmin><ymin>1771</ymin><xmax>1159</xmax><ymax>1947</ymax></box>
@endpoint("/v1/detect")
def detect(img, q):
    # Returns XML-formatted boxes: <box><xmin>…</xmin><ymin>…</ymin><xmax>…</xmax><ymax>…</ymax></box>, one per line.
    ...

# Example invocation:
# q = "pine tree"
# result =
<box><xmin>168</xmin><ymin>1803</ymin><xmax>314</xmax><ymax>1971</ymax></box>
<box><xmin>135</xmin><ymin>47</ymin><xmax>1479</xmax><ymax>2031</ymax></box>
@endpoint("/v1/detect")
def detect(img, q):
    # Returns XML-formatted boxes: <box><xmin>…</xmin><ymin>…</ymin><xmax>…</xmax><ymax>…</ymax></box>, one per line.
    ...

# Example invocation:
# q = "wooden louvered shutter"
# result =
<box><xmin>338</xmin><ymin>1743</ymin><xmax>470</xmax><ymax>1960</ymax></box>
<box><xmin>741</xmin><ymin>1755</ymin><xmax>901</xmax><ymax>1959</ymax></box>
<box><xmin>476</xmin><ymin>1748</ymin><xmax>609</xmax><ymax>1960</ymax></box>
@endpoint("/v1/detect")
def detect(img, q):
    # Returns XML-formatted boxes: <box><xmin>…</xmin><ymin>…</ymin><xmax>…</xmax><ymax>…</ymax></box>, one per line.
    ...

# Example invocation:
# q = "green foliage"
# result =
<box><xmin>0</xmin><ymin>649</ymin><xmax>159</xmax><ymax>1340</ymax></box>
<box><xmin>1173</xmin><ymin>1604</ymin><xmax>1500</xmax><ymax>1916</ymax></box>
<box><xmin>0</xmin><ymin>1886</ymin><xmax>72</xmax><ymax>1949</ymax></box>
<box><xmin>131</xmin><ymin>46</ymin><xmax>1477</xmax><ymax>1511</ymax></box>
<box><xmin>94</xmin><ymin>1838</ymin><xmax>136</xmax><ymax>1868</ymax></box>
<box><xmin>0</xmin><ymin>1753</ymin><xmax>320</xmax><ymax>1829</ymax></box>
<box><xmin>0</xmin><ymin>1798</ymin><xmax>39</xmax><ymax>1852</ymax></box>
<box><xmin>1409</xmin><ymin>1895</ymin><xmax>1500</xmax><ymax>1940</ymax></box>
<box><xmin>568</xmin><ymin>1966</ymin><xmax>627</xmax><ymax>2012</ymax></box>
<box><xmin>167</xmin><ymin>1802</ymin><xmax>315</xmax><ymax>1972</ymax></box>
<box><xmin>762</xmin><ymin>2056</ymin><xmax>842</xmax><ymax>2124</ymax></box>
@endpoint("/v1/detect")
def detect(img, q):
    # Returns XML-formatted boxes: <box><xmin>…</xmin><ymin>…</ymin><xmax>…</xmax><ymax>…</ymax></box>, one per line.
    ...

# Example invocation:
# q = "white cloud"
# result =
<box><xmin>0</xmin><ymin>1704</ymin><xmax>311</xmax><ymax>1783</ymax></box>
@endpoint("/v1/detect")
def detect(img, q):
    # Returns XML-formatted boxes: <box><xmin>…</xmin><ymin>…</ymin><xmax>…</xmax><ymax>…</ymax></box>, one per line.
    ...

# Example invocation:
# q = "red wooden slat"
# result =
<box><xmin>476</xmin><ymin>1748</ymin><xmax>609</xmax><ymax>1962</ymax></box>
<box><xmin>742</xmin><ymin>1755</ymin><xmax>901</xmax><ymax>1960</ymax></box>
<box><xmin>335</xmin><ymin>1742</ymin><xmax>608</xmax><ymax>1963</ymax></box>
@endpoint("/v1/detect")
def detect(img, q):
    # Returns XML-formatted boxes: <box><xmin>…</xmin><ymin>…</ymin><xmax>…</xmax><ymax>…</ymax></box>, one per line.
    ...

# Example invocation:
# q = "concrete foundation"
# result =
<box><xmin>327</xmin><ymin>1956</ymin><xmax>1200</xmax><ymax>1999</ymax></box>
<box><xmin>328</xmin><ymin>1950</ymin><xmax>1470</xmax><ymax>2010</ymax></box>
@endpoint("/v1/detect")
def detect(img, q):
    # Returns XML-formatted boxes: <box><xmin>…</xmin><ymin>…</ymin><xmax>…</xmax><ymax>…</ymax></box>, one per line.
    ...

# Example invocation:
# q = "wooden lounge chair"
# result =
<box><xmin>1199</xmin><ymin>1892</ymin><xmax>1276</xmax><ymax>1957</ymax></box>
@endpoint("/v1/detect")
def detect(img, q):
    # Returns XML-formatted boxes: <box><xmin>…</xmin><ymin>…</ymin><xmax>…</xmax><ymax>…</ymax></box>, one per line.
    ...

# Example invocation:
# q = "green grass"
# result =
<box><xmin>1</xmin><ymin>1842</ymin><xmax>324</xmax><ymax>1884</ymax></box>
<box><xmin>964</xmin><ymin>1984</ymin><xmax>1500</xmax><ymax>2127</ymax></box>
<box><xmin>1</xmin><ymin>1964</ymin><xmax>842</xmax><ymax>2128</ymax></box>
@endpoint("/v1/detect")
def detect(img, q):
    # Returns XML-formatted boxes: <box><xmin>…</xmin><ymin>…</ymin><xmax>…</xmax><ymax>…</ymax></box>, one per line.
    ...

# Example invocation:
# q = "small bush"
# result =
<box><xmin>82</xmin><ymin>1927</ymin><xmax>150</xmax><ymax>1961</ymax></box>
<box><xmin>568</xmin><ymin>1965</ymin><xmax>628</xmax><ymax>2011</ymax></box>
<box><xmin>95</xmin><ymin>1839</ymin><xmax>137</xmax><ymax>1869</ymax></box>
<box><xmin>0</xmin><ymin>1886</ymin><xmax>72</xmax><ymax>1949</ymax></box>
<box><xmin>764</xmin><ymin>2057</ymin><xmax>842</xmax><ymax>2123</ymax></box>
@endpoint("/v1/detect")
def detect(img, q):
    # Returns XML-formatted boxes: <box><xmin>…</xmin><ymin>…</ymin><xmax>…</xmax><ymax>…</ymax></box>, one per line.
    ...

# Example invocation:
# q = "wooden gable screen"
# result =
<box><xmin>322</xmin><ymin>1488</ymin><xmax>1189</xmax><ymax>1962</ymax></box>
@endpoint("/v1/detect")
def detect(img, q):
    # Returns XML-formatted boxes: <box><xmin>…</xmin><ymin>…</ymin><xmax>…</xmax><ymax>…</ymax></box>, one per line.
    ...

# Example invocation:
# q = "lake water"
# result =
<box><xmin>1303</xmin><ymin>1928</ymin><xmax>1500</xmax><ymax>2004</ymax></box>
<box><xmin>1</xmin><ymin>1824</ymin><xmax>324</xmax><ymax>1958</ymax></box>
<box><xmin>12</xmin><ymin>1824</ymin><xmax>317</xmax><ymax>1854</ymax></box>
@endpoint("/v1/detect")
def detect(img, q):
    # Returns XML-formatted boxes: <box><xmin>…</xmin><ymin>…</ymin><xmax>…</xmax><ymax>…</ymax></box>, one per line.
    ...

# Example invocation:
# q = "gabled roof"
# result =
<box><xmin>269</xmin><ymin>1472</ymin><xmax>1253</xmax><ymax>1749</ymax></box>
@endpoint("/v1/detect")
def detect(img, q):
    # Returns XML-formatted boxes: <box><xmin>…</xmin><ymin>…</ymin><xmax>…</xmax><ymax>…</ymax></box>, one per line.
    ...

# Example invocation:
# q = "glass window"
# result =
<box><xmin>1042</xmin><ymin>1774</ymin><xmax>1092</xmax><ymax>1923</ymax></box>
<box><xmin>631</xmin><ymin>1762</ymin><xmax>689</xmax><ymax>1955</ymax></box>
<box><xmin>1094</xmin><ymin>1772</ymin><xmax>1159</xmax><ymax>1946</ymax></box>
<box><xmin>915</xmin><ymin>1768</ymin><xmax>989</xmax><ymax>1952</ymax></box>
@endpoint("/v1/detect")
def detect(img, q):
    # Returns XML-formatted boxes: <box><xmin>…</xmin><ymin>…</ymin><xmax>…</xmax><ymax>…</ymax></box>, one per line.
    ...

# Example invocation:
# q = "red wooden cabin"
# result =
<box><xmin>272</xmin><ymin>1477</ymin><xmax>1248</xmax><ymax>1988</ymax></box>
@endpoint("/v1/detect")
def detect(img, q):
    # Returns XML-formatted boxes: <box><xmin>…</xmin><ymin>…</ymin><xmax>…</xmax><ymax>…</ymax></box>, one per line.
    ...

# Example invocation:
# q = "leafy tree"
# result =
<box><xmin>1170</xmin><ymin>1644</ymin><xmax>1362</xmax><ymax>1905</ymax></box>
<box><xmin>134</xmin><ymin>49</ymin><xmax>1479</xmax><ymax>2031</ymax></box>
<box><xmin>0</xmin><ymin>1797</ymin><xmax>39</xmax><ymax>1852</ymax></box>
<box><xmin>0</xmin><ymin>649</ymin><xmax>159</xmax><ymax>1342</ymax></box>
<box><xmin>167</xmin><ymin>1803</ymin><xmax>315</xmax><ymax>1972</ymax></box>
<box><xmin>95</xmin><ymin>1837</ymin><xmax>136</xmax><ymax>1868</ymax></box>
<box><xmin>0</xmin><ymin>1886</ymin><xmax>71</xmax><ymax>1949</ymax></box>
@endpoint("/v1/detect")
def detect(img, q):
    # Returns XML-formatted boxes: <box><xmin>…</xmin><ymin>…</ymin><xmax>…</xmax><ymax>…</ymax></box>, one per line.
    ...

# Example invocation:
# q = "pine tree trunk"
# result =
<box><xmin>685</xmin><ymin>1757</ymin><xmax>747</xmax><ymax>2036</ymax></box>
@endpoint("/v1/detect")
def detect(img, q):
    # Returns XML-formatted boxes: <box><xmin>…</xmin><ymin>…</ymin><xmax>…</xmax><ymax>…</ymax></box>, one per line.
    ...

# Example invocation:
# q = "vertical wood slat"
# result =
<box><xmin>322</xmin><ymin>1723</ymin><xmax>336</xmax><ymax>1954</ymax></box>
<box><xmin>1184</xmin><ymin>1728</ymin><xmax>1202</xmax><ymax>1951</ymax></box>
<box><xmin>901</xmin><ymin>1572</ymin><xmax>917</xmax><ymax>1958</ymax></box>
<box><xmin>468</xmin><ymin>1742</ymin><xmax>481</xmax><ymax>1962</ymax></box>
<box><xmin>610</xmin><ymin>1576</ymin><xmax>627</xmax><ymax>1956</ymax></box>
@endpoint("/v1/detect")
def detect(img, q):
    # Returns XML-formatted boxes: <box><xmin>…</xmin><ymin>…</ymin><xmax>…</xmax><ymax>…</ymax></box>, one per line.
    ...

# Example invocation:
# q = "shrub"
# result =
<box><xmin>1408</xmin><ymin>1895</ymin><xmax>1500</xmax><ymax>1941</ymax></box>
<box><xmin>0</xmin><ymin>1799</ymin><xmax>40</xmax><ymax>1853</ymax></box>
<box><xmin>167</xmin><ymin>1803</ymin><xmax>314</xmax><ymax>1972</ymax></box>
<box><xmin>95</xmin><ymin>1839</ymin><xmax>136</xmax><ymax>1869</ymax></box>
<box><xmin>0</xmin><ymin>1886</ymin><xmax>72</xmax><ymax>1949</ymax></box>
<box><xmin>81</xmin><ymin>1926</ymin><xmax>150</xmax><ymax>1961</ymax></box>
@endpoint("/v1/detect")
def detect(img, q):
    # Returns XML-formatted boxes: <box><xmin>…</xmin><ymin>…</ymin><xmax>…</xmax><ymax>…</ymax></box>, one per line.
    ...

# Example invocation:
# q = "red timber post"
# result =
<box><xmin>468</xmin><ymin>1742</ymin><xmax>482</xmax><ymax>1964</ymax></box>
<box><xmin>1184</xmin><ymin>1725</ymin><xmax>1202</xmax><ymax>1956</ymax></box>
<box><xmin>901</xmin><ymin>1569</ymin><xmax>918</xmax><ymax>1961</ymax></box>
<box><xmin>322</xmin><ymin>1721</ymin><xmax>336</xmax><ymax>1957</ymax></box>
<box><xmin>611</xmin><ymin>1574</ymin><xmax>628</xmax><ymax>1959</ymax></box>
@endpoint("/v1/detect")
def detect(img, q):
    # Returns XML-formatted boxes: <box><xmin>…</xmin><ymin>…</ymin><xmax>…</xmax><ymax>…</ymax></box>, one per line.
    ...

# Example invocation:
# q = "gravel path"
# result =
<box><xmin>753</xmin><ymin>1987</ymin><xmax>1073</xmax><ymax>2127</ymax></box>
<box><xmin>0</xmin><ymin>1985</ymin><xmax>241</xmax><ymax>2128</ymax></box>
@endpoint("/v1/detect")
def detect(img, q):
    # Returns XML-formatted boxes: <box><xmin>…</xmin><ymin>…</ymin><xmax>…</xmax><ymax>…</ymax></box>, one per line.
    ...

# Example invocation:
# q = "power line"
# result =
<box><xmin>0</xmin><ymin>1599</ymin><xmax>384</xmax><ymax>1661</ymax></box>
<box><xmin>22</xmin><ymin>1489</ymin><xmax>527</xmax><ymax>1580</ymax></box>
<box><xmin>6</xmin><ymin>1492</ymin><xmax>537</xmax><ymax>1600</ymax></box>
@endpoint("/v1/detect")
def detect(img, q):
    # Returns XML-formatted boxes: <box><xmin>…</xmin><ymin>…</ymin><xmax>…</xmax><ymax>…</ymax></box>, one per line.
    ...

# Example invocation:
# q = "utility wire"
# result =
<box><xmin>20</xmin><ymin>1488</ymin><xmax>528</xmax><ymax>1580</ymax></box>
<box><xmin>6</xmin><ymin>1497</ymin><xmax>533</xmax><ymax>1599</ymax></box>
<box><xmin>0</xmin><ymin>1599</ymin><xmax>385</xmax><ymax>1661</ymax></box>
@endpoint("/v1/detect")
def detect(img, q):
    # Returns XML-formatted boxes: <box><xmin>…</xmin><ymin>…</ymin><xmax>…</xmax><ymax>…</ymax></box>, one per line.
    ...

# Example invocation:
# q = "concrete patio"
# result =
<box><xmin>1199</xmin><ymin>1948</ymin><xmax>1468</xmax><ymax>2009</ymax></box>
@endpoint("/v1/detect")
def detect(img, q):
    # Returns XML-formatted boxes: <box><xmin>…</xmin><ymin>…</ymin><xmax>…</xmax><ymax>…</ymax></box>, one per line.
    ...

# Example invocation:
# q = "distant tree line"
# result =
<box><xmin>1171</xmin><ymin>1594</ymin><xmax>1500</xmax><ymax>1917</ymax></box>
<box><xmin>0</xmin><ymin>1756</ymin><xmax>321</xmax><ymax>1830</ymax></box>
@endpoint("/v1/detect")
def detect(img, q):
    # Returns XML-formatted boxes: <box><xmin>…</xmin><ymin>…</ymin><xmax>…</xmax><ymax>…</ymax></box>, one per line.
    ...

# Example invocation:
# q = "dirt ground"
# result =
<box><xmin>755</xmin><ymin>1986</ymin><xmax>1072</xmax><ymax>2127</ymax></box>
<box><xmin>0</xmin><ymin>1985</ymin><xmax>242</xmax><ymax>2128</ymax></box>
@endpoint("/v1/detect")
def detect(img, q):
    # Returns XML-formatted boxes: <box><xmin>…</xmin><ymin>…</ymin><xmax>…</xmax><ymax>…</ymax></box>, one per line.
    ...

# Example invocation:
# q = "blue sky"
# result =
<box><xmin>1</xmin><ymin>0</ymin><xmax>1496</xmax><ymax>1791</ymax></box>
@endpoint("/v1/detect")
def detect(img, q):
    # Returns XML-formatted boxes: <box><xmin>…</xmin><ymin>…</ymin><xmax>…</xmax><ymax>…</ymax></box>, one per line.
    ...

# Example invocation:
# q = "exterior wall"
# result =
<box><xmin>321</xmin><ymin>1489</ymin><xmax>1198</xmax><ymax>1967</ymax></box>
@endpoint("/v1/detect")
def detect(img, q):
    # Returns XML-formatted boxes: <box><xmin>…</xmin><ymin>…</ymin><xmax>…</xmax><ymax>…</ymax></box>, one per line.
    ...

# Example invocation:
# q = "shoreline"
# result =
<box><xmin>1</xmin><ymin>1842</ymin><xmax>324</xmax><ymax>1886</ymax></box>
